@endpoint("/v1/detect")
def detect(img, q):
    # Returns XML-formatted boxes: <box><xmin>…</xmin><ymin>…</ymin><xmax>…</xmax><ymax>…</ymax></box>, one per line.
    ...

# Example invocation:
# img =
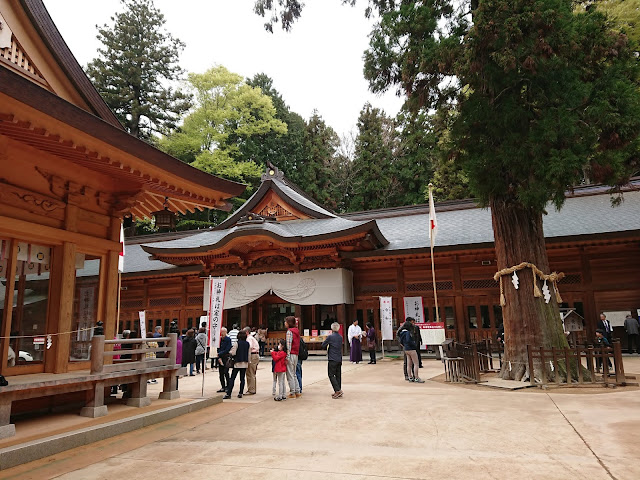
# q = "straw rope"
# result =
<box><xmin>0</xmin><ymin>327</ymin><xmax>93</xmax><ymax>340</ymax></box>
<box><xmin>493</xmin><ymin>262</ymin><xmax>564</xmax><ymax>307</ymax></box>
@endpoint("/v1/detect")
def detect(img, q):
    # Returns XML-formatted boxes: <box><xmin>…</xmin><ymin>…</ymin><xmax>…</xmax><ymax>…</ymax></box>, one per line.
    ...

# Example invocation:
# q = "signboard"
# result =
<box><xmin>603</xmin><ymin>310</ymin><xmax>630</xmax><ymax>328</ymax></box>
<box><xmin>418</xmin><ymin>322</ymin><xmax>446</xmax><ymax>345</ymax></box>
<box><xmin>403</xmin><ymin>296</ymin><xmax>424</xmax><ymax>323</ymax></box>
<box><xmin>311</xmin><ymin>330</ymin><xmax>319</xmax><ymax>337</ymax></box>
<box><xmin>206</xmin><ymin>277</ymin><xmax>227</xmax><ymax>351</ymax></box>
<box><xmin>561</xmin><ymin>311</ymin><xmax>584</xmax><ymax>332</ymax></box>
<box><xmin>33</xmin><ymin>336</ymin><xmax>45</xmax><ymax>345</ymax></box>
<box><xmin>380</xmin><ymin>296</ymin><xmax>393</xmax><ymax>340</ymax></box>
<box><xmin>138</xmin><ymin>311</ymin><xmax>147</xmax><ymax>339</ymax></box>
<box><xmin>303</xmin><ymin>329</ymin><xmax>310</xmax><ymax>337</ymax></box>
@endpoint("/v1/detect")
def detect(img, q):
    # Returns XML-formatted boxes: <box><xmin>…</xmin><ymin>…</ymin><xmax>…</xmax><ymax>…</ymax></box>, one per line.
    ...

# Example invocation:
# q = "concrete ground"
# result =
<box><xmin>2</xmin><ymin>356</ymin><xmax>639</xmax><ymax>480</ymax></box>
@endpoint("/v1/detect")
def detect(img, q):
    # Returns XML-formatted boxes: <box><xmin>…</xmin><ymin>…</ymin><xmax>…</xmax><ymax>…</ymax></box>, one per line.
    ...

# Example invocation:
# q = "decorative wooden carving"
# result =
<box><xmin>0</xmin><ymin>179</ymin><xmax>65</xmax><ymax>219</ymax></box>
<box><xmin>257</xmin><ymin>201</ymin><xmax>293</xmax><ymax>219</ymax></box>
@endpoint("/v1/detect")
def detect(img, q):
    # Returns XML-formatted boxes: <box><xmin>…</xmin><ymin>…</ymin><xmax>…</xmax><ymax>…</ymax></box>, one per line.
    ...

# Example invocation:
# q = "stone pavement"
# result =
<box><xmin>2</xmin><ymin>356</ymin><xmax>639</xmax><ymax>480</ymax></box>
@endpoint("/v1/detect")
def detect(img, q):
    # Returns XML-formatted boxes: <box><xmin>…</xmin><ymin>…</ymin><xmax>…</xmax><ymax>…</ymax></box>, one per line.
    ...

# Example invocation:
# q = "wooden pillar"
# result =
<box><xmin>79</xmin><ymin>382</ymin><xmax>108</xmax><ymax>418</ymax></box>
<box><xmin>337</xmin><ymin>303</ymin><xmax>347</xmax><ymax>355</ymax></box>
<box><xmin>241</xmin><ymin>304</ymin><xmax>249</xmax><ymax>328</ymax></box>
<box><xmin>49</xmin><ymin>242</ymin><xmax>76</xmax><ymax>373</ymax></box>
<box><xmin>396</xmin><ymin>259</ymin><xmax>405</xmax><ymax>297</ymax></box>
<box><xmin>103</xmin><ymin>250</ymin><xmax>120</xmax><ymax>344</ymax></box>
<box><xmin>311</xmin><ymin>305</ymin><xmax>318</xmax><ymax>330</ymax></box>
<box><xmin>0</xmin><ymin>240</ymin><xmax>18</xmax><ymax>376</ymax></box>
<box><xmin>580</xmin><ymin>248</ymin><xmax>596</xmax><ymax>341</ymax></box>
<box><xmin>452</xmin><ymin>259</ymin><xmax>467</xmax><ymax>342</ymax></box>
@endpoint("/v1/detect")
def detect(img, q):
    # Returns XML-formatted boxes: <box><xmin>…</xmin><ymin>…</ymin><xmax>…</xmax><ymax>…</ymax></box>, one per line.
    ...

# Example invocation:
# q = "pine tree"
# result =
<box><xmin>86</xmin><ymin>0</ymin><xmax>191</xmax><ymax>140</ymax></box>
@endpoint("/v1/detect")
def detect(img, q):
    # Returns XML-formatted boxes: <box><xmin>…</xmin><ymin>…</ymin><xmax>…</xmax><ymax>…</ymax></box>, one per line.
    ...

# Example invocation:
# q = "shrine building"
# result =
<box><xmin>119</xmin><ymin>167</ymin><xmax>640</xmax><ymax>351</ymax></box>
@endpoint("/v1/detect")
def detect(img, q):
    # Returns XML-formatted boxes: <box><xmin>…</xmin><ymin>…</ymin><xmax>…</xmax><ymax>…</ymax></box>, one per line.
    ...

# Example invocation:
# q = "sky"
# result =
<box><xmin>42</xmin><ymin>0</ymin><xmax>406</xmax><ymax>138</ymax></box>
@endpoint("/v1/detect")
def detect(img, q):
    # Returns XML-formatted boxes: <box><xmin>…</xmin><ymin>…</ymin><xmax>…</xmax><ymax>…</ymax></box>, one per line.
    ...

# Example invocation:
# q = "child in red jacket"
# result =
<box><xmin>271</xmin><ymin>339</ymin><xmax>287</xmax><ymax>401</ymax></box>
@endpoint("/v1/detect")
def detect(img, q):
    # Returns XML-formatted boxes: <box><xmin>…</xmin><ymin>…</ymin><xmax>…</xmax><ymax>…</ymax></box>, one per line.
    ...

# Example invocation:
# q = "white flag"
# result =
<box><xmin>118</xmin><ymin>223</ymin><xmax>125</xmax><ymax>273</ymax></box>
<box><xmin>428</xmin><ymin>187</ymin><xmax>438</xmax><ymax>243</ymax></box>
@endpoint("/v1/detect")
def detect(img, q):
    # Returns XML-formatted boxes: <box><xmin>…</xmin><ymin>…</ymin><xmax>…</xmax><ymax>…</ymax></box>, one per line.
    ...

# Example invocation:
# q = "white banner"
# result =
<box><xmin>403</xmin><ymin>296</ymin><xmax>424</xmax><ymax>323</ymax></box>
<box><xmin>207</xmin><ymin>277</ymin><xmax>227</xmax><ymax>351</ymax></box>
<box><xmin>139</xmin><ymin>311</ymin><xmax>147</xmax><ymax>339</ymax></box>
<box><xmin>203</xmin><ymin>269</ymin><xmax>354</xmax><ymax>310</ymax></box>
<box><xmin>380</xmin><ymin>296</ymin><xmax>393</xmax><ymax>341</ymax></box>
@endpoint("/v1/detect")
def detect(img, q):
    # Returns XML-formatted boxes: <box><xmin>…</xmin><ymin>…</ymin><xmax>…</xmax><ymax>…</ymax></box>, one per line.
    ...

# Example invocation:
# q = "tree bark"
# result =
<box><xmin>490</xmin><ymin>197</ymin><xmax>568</xmax><ymax>381</ymax></box>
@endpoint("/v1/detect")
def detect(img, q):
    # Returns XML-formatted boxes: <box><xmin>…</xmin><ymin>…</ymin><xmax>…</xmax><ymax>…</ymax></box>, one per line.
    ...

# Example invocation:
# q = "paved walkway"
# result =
<box><xmin>2</xmin><ymin>357</ymin><xmax>639</xmax><ymax>480</ymax></box>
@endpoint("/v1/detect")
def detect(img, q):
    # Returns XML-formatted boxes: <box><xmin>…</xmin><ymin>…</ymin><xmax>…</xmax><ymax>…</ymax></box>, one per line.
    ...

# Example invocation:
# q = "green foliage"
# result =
<box><xmin>300</xmin><ymin>111</ymin><xmax>340</xmax><ymax>208</ymax></box>
<box><xmin>242</xmin><ymin>74</ymin><xmax>307</xmax><ymax>181</ymax></box>
<box><xmin>159</xmin><ymin>65</ymin><xmax>286</xmax><ymax>191</ymax></box>
<box><xmin>365</xmin><ymin>0</ymin><xmax>640</xmax><ymax>212</ymax></box>
<box><xmin>581</xmin><ymin>0</ymin><xmax>640</xmax><ymax>47</ymax></box>
<box><xmin>86</xmin><ymin>0</ymin><xmax>191</xmax><ymax>139</ymax></box>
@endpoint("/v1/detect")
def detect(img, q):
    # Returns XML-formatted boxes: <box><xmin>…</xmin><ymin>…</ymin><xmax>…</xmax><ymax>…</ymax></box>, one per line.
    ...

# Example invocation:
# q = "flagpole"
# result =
<box><xmin>428</xmin><ymin>184</ymin><xmax>440</xmax><ymax>323</ymax></box>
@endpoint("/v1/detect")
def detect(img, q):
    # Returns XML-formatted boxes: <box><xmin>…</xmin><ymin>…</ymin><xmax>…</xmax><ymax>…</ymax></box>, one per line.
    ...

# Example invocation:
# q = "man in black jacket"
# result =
<box><xmin>321</xmin><ymin>322</ymin><xmax>344</xmax><ymax>398</ymax></box>
<box><xmin>596</xmin><ymin>313</ymin><xmax>613</xmax><ymax>343</ymax></box>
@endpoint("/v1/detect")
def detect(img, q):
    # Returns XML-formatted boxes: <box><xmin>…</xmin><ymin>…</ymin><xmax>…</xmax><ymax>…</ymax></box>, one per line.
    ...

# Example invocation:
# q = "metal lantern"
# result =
<box><xmin>152</xmin><ymin>198</ymin><xmax>176</xmax><ymax>230</ymax></box>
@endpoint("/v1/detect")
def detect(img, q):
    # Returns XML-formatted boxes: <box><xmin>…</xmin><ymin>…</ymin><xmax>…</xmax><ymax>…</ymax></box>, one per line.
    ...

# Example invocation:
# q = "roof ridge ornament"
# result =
<box><xmin>236</xmin><ymin>212</ymin><xmax>278</xmax><ymax>225</ymax></box>
<box><xmin>261</xmin><ymin>165</ymin><xmax>285</xmax><ymax>182</ymax></box>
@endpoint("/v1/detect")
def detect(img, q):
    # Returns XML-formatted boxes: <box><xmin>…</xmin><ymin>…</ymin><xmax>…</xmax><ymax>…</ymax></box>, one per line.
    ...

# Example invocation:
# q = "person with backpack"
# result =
<box><xmin>399</xmin><ymin>318</ymin><xmax>424</xmax><ymax>383</ymax></box>
<box><xmin>296</xmin><ymin>322</ymin><xmax>308</xmax><ymax>392</ymax></box>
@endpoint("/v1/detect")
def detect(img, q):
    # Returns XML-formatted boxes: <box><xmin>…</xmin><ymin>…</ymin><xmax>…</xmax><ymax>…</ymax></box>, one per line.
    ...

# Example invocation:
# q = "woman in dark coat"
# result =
<box><xmin>182</xmin><ymin>329</ymin><xmax>197</xmax><ymax>375</ymax></box>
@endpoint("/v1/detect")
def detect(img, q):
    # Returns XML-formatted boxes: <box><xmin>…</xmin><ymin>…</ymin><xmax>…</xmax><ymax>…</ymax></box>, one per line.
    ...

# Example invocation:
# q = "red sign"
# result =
<box><xmin>33</xmin><ymin>336</ymin><xmax>45</xmax><ymax>345</ymax></box>
<box><xmin>418</xmin><ymin>322</ymin><xmax>445</xmax><ymax>330</ymax></box>
<box><xmin>311</xmin><ymin>330</ymin><xmax>318</xmax><ymax>337</ymax></box>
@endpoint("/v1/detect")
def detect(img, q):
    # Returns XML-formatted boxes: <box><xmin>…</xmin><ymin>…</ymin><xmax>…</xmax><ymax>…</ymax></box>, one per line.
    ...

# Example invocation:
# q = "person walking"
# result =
<box><xmin>153</xmin><ymin>325</ymin><xmax>165</xmax><ymax>358</ymax></box>
<box><xmin>223</xmin><ymin>330</ymin><xmax>250</xmax><ymax>399</ymax></box>
<box><xmin>624</xmin><ymin>314</ymin><xmax>640</xmax><ymax>354</ymax></box>
<box><xmin>228</xmin><ymin>324</ymin><xmax>240</xmax><ymax>345</ymax></box>
<box><xmin>182</xmin><ymin>329</ymin><xmax>196</xmax><ymax>376</ymax></box>
<box><xmin>321</xmin><ymin>322</ymin><xmax>344</xmax><ymax>398</ymax></box>
<box><xmin>257</xmin><ymin>325</ymin><xmax>268</xmax><ymax>357</ymax></box>
<box><xmin>397</xmin><ymin>321</ymin><xmax>412</xmax><ymax>380</ymax></box>
<box><xmin>195</xmin><ymin>327</ymin><xmax>208</xmax><ymax>374</ymax></box>
<box><xmin>271</xmin><ymin>339</ymin><xmax>288</xmax><ymax>401</ymax></box>
<box><xmin>366</xmin><ymin>322</ymin><xmax>377</xmax><ymax>364</ymax></box>
<box><xmin>244</xmin><ymin>326</ymin><xmax>260</xmax><ymax>395</ymax></box>
<box><xmin>216</xmin><ymin>327</ymin><xmax>232</xmax><ymax>392</ymax></box>
<box><xmin>399</xmin><ymin>318</ymin><xmax>424</xmax><ymax>383</ymax></box>
<box><xmin>285</xmin><ymin>316</ymin><xmax>302</xmax><ymax>398</ymax></box>
<box><xmin>348</xmin><ymin>319</ymin><xmax>363</xmax><ymax>364</ymax></box>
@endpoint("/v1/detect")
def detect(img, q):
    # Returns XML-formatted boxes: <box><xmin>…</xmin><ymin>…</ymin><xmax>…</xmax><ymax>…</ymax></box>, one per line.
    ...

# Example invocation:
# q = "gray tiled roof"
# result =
<box><xmin>126</xmin><ymin>189</ymin><xmax>640</xmax><ymax>272</ymax></box>
<box><xmin>272</xmin><ymin>177</ymin><xmax>336</xmax><ymax>218</ymax></box>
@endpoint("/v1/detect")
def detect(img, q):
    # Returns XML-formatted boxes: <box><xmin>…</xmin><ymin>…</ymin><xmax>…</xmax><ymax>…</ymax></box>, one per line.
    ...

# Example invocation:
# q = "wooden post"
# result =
<box><xmin>551</xmin><ymin>347</ymin><xmax>560</xmax><ymax>385</ymax></box>
<box><xmin>587</xmin><ymin>346</ymin><xmax>595</xmax><ymax>382</ymax></box>
<box><xmin>90</xmin><ymin>335</ymin><xmax>105</xmax><ymax>374</ymax></box>
<box><xmin>539</xmin><ymin>346</ymin><xmax>547</xmax><ymax>386</ymax></box>
<box><xmin>613</xmin><ymin>340</ymin><xmax>626</xmax><ymax>385</ymax></box>
<box><xmin>563</xmin><ymin>348</ymin><xmax>571</xmax><ymax>384</ymax></box>
<box><xmin>167</xmin><ymin>333</ymin><xmax>177</xmax><ymax>365</ymax></box>
<box><xmin>52</xmin><ymin>242</ymin><xmax>77</xmax><ymax>373</ymax></box>
<box><xmin>0</xmin><ymin>240</ymin><xmax>17</xmax><ymax>377</ymax></box>
<box><xmin>337</xmin><ymin>303</ymin><xmax>347</xmax><ymax>355</ymax></box>
<box><xmin>576</xmin><ymin>346</ymin><xmax>584</xmax><ymax>384</ymax></box>
<box><xmin>80</xmin><ymin>381</ymin><xmax>108</xmax><ymax>418</ymax></box>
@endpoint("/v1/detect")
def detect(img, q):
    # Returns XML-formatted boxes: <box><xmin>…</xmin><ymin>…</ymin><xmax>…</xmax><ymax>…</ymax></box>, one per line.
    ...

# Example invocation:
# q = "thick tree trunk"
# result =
<box><xmin>490</xmin><ymin>197</ymin><xmax>568</xmax><ymax>381</ymax></box>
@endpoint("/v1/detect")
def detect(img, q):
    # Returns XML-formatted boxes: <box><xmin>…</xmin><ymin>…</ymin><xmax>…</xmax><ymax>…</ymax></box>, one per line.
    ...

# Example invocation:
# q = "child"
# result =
<box><xmin>270</xmin><ymin>339</ymin><xmax>288</xmax><ymax>401</ymax></box>
<box><xmin>595</xmin><ymin>329</ymin><xmax>612</xmax><ymax>372</ymax></box>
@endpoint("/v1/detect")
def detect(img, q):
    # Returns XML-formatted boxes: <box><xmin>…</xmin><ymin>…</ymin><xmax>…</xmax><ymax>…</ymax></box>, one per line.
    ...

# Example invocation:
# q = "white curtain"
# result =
<box><xmin>203</xmin><ymin>269</ymin><xmax>354</xmax><ymax>310</ymax></box>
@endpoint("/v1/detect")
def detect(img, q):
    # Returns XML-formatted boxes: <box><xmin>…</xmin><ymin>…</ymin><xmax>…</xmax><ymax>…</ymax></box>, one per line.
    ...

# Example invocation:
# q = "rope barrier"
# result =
<box><xmin>493</xmin><ymin>262</ymin><xmax>564</xmax><ymax>307</ymax></box>
<box><xmin>0</xmin><ymin>327</ymin><xmax>93</xmax><ymax>340</ymax></box>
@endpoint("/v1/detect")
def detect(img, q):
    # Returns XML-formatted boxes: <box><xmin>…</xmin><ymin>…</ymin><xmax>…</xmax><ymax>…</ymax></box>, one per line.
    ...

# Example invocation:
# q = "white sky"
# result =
<box><xmin>42</xmin><ymin>0</ymin><xmax>405</xmax><ymax>138</ymax></box>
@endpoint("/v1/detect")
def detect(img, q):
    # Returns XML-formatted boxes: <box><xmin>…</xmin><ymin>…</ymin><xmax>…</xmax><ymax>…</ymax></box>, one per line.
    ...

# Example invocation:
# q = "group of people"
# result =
<box><xmin>346</xmin><ymin>319</ymin><xmax>377</xmax><ymax>364</ymax></box>
<box><xmin>397</xmin><ymin>317</ymin><xmax>425</xmax><ymax>383</ymax></box>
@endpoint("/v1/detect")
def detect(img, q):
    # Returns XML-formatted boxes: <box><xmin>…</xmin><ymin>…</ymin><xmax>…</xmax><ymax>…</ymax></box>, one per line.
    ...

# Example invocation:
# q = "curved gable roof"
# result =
<box><xmin>20</xmin><ymin>0</ymin><xmax>123</xmax><ymax>128</ymax></box>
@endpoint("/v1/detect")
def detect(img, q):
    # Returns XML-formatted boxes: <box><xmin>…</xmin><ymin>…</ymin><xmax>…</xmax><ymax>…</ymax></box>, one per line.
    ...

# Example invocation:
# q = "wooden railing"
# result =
<box><xmin>443</xmin><ymin>342</ymin><xmax>480</xmax><ymax>383</ymax></box>
<box><xmin>90</xmin><ymin>333</ymin><xmax>177</xmax><ymax>374</ymax></box>
<box><xmin>475</xmin><ymin>339</ymin><xmax>503</xmax><ymax>372</ymax></box>
<box><xmin>526</xmin><ymin>341</ymin><xmax>635</xmax><ymax>387</ymax></box>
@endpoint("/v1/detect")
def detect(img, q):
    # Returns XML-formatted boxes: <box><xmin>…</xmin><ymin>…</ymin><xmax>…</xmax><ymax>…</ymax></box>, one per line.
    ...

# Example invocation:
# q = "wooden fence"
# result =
<box><xmin>90</xmin><ymin>333</ymin><xmax>177</xmax><ymax>374</ymax></box>
<box><xmin>526</xmin><ymin>341</ymin><xmax>633</xmax><ymax>387</ymax></box>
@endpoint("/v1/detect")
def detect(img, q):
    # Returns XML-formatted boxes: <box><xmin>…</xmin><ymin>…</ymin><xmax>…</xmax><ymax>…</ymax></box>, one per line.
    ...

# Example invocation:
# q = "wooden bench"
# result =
<box><xmin>0</xmin><ymin>334</ymin><xmax>183</xmax><ymax>439</ymax></box>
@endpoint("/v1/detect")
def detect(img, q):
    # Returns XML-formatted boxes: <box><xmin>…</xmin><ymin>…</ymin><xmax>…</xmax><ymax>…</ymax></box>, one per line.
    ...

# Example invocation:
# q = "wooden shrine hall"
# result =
<box><xmin>119</xmin><ymin>167</ymin><xmax>640</xmax><ymax>352</ymax></box>
<box><xmin>0</xmin><ymin>0</ymin><xmax>244</xmax><ymax>438</ymax></box>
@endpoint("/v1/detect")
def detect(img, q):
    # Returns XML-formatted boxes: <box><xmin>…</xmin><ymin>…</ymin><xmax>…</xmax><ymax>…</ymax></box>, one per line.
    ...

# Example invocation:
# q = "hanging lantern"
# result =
<box><xmin>152</xmin><ymin>197</ymin><xmax>176</xmax><ymax>230</ymax></box>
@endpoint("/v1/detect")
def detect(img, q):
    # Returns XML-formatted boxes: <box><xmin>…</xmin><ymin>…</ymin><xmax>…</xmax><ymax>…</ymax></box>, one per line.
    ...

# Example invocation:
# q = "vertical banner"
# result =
<box><xmin>380</xmin><ymin>296</ymin><xmax>393</xmax><ymax>340</ymax></box>
<box><xmin>207</xmin><ymin>277</ymin><xmax>227</xmax><ymax>351</ymax></box>
<box><xmin>139</xmin><ymin>311</ymin><xmax>147</xmax><ymax>339</ymax></box>
<box><xmin>403</xmin><ymin>296</ymin><xmax>425</xmax><ymax>323</ymax></box>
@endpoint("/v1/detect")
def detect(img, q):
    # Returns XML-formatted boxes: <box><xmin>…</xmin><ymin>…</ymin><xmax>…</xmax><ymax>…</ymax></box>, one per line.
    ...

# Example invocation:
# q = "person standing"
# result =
<box><xmin>244</xmin><ymin>326</ymin><xmax>260</xmax><ymax>395</ymax></box>
<box><xmin>624</xmin><ymin>314</ymin><xmax>640</xmax><ymax>354</ymax></box>
<box><xmin>399</xmin><ymin>318</ymin><xmax>424</xmax><ymax>383</ymax></box>
<box><xmin>348</xmin><ymin>319</ymin><xmax>363</xmax><ymax>364</ymax></box>
<box><xmin>411</xmin><ymin>321</ymin><xmax>423</xmax><ymax>368</ymax></box>
<box><xmin>216</xmin><ymin>327</ymin><xmax>232</xmax><ymax>392</ymax></box>
<box><xmin>223</xmin><ymin>330</ymin><xmax>250</xmax><ymax>399</ymax></box>
<box><xmin>285</xmin><ymin>316</ymin><xmax>301</xmax><ymax>398</ymax></box>
<box><xmin>195</xmin><ymin>327</ymin><xmax>208</xmax><ymax>374</ymax></box>
<box><xmin>257</xmin><ymin>325</ymin><xmax>268</xmax><ymax>357</ymax></box>
<box><xmin>182</xmin><ymin>329</ymin><xmax>196</xmax><ymax>376</ymax></box>
<box><xmin>270</xmin><ymin>339</ymin><xmax>288</xmax><ymax>401</ymax></box>
<box><xmin>153</xmin><ymin>325</ymin><xmax>165</xmax><ymax>358</ymax></box>
<box><xmin>365</xmin><ymin>322</ymin><xmax>377</xmax><ymax>364</ymax></box>
<box><xmin>321</xmin><ymin>322</ymin><xmax>344</xmax><ymax>398</ymax></box>
<box><xmin>597</xmin><ymin>313</ymin><xmax>613</xmax><ymax>343</ymax></box>
<box><xmin>397</xmin><ymin>321</ymin><xmax>411</xmax><ymax>380</ymax></box>
<box><xmin>228</xmin><ymin>324</ymin><xmax>240</xmax><ymax>346</ymax></box>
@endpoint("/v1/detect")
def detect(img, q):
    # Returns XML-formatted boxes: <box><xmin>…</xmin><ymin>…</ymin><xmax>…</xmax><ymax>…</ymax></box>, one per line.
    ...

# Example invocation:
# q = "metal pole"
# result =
<box><xmin>429</xmin><ymin>185</ymin><xmax>440</xmax><ymax>323</ymax></box>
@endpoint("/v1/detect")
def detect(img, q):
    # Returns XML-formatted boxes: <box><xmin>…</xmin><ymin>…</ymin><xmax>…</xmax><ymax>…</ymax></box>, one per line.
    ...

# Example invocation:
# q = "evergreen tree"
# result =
<box><xmin>364</xmin><ymin>0</ymin><xmax>640</xmax><ymax>380</ymax></box>
<box><xmin>242</xmin><ymin>74</ymin><xmax>307</xmax><ymax>180</ymax></box>
<box><xmin>349</xmin><ymin>103</ymin><xmax>396</xmax><ymax>211</ymax></box>
<box><xmin>86</xmin><ymin>0</ymin><xmax>190</xmax><ymax>139</ymax></box>
<box><xmin>300</xmin><ymin>111</ymin><xmax>340</xmax><ymax>208</ymax></box>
